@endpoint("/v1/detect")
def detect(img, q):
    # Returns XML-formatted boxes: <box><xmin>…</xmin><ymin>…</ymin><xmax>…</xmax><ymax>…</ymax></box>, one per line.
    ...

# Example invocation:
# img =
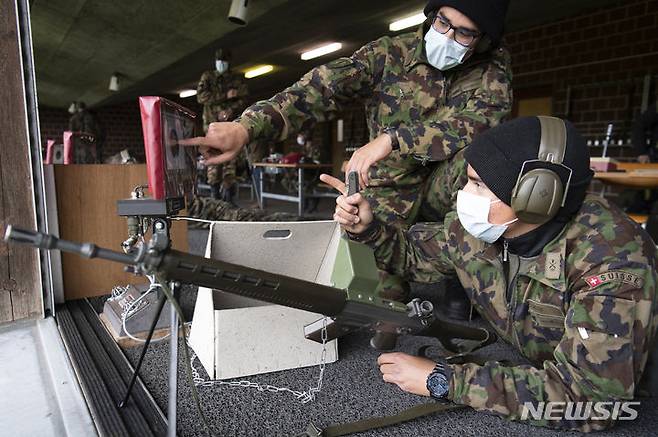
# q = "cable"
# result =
<box><xmin>171</xmin><ymin>216</ymin><xmax>213</xmax><ymax>224</ymax></box>
<box><xmin>121</xmin><ymin>275</ymin><xmax>170</xmax><ymax>343</ymax></box>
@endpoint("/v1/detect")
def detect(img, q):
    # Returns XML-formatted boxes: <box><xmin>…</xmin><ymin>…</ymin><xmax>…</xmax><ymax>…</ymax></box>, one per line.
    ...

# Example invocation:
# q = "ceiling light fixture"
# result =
<box><xmin>301</xmin><ymin>43</ymin><xmax>342</xmax><ymax>61</ymax></box>
<box><xmin>228</xmin><ymin>0</ymin><xmax>249</xmax><ymax>25</ymax></box>
<box><xmin>108</xmin><ymin>72</ymin><xmax>121</xmax><ymax>92</ymax></box>
<box><xmin>389</xmin><ymin>11</ymin><xmax>426</xmax><ymax>32</ymax></box>
<box><xmin>179</xmin><ymin>89</ymin><xmax>197</xmax><ymax>98</ymax></box>
<box><xmin>244</xmin><ymin>65</ymin><xmax>274</xmax><ymax>79</ymax></box>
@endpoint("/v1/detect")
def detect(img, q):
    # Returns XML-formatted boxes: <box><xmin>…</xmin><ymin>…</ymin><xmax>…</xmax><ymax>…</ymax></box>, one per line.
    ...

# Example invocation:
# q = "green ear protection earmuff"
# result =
<box><xmin>510</xmin><ymin>116</ymin><xmax>573</xmax><ymax>224</ymax></box>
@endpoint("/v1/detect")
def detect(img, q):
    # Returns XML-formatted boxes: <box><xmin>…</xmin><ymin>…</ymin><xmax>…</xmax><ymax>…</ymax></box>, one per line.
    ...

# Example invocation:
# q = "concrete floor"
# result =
<box><xmin>0</xmin><ymin>318</ymin><xmax>96</xmax><ymax>437</ymax></box>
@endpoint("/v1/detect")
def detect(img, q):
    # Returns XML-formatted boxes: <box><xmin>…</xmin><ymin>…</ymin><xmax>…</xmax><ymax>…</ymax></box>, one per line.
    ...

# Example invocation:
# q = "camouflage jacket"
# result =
<box><xmin>69</xmin><ymin>110</ymin><xmax>103</xmax><ymax>142</ymax></box>
<box><xmin>353</xmin><ymin>196</ymin><xmax>658</xmax><ymax>431</ymax></box>
<box><xmin>197</xmin><ymin>69</ymin><xmax>249</xmax><ymax>132</ymax></box>
<box><xmin>237</xmin><ymin>25</ymin><xmax>512</xmax><ymax>220</ymax></box>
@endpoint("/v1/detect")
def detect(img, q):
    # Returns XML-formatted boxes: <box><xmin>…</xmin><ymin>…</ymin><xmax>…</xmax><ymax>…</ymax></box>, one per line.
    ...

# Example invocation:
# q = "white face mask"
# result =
<box><xmin>215</xmin><ymin>60</ymin><xmax>229</xmax><ymax>74</ymax></box>
<box><xmin>456</xmin><ymin>190</ymin><xmax>518</xmax><ymax>243</ymax></box>
<box><xmin>297</xmin><ymin>136</ymin><xmax>305</xmax><ymax>146</ymax></box>
<box><xmin>424</xmin><ymin>26</ymin><xmax>470</xmax><ymax>71</ymax></box>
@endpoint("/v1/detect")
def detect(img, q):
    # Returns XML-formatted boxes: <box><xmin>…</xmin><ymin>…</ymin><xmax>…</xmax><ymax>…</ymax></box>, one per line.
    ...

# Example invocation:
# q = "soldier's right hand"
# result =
<box><xmin>179</xmin><ymin>121</ymin><xmax>249</xmax><ymax>166</ymax></box>
<box><xmin>320</xmin><ymin>174</ymin><xmax>373</xmax><ymax>234</ymax></box>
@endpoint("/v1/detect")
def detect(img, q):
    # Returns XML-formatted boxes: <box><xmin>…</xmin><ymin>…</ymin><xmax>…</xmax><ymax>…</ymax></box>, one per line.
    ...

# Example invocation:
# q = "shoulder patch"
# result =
<box><xmin>584</xmin><ymin>271</ymin><xmax>644</xmax><ymax>289</ymax></box>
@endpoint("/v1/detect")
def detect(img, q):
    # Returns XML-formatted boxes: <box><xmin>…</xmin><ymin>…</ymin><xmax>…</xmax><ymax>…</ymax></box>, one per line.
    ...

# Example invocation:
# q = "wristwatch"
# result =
<box><xmin>382</xmin><ymin>127</ymin><xmax>399</xmax><ymax>151</ymax></box>
<box><xmin>426</xmin><ymin>362</ymin><xmax>449</xmax><ymax>400</ymax></box>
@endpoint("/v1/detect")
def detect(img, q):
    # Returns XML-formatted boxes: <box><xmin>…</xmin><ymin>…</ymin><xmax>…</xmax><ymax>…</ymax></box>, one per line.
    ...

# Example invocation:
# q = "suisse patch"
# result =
<box><xmin>584</xmin><ymin>271</ymin><xmax>644</xmax><ymax>289</ymax></box>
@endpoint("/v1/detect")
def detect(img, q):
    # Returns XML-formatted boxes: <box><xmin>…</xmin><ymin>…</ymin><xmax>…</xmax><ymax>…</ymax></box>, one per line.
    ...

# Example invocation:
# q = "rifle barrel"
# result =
<box><xmin>4</xmin><ymin>225</ymin><xmax>137</xmax><ymax>265</ymax></box>
<box><xmin>4</xmin><ymin>226</ymin><xmax>347</xmax><ymax>316</ymax></box>
<box><xmin>160</xmin><ymin>250</ymin><xmax>347</xmax><ymax>316</ymax></box>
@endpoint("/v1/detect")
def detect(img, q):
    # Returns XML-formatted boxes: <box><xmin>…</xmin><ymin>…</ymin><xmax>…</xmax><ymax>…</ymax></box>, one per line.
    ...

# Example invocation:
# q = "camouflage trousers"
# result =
<box><xmin>206</xmin><ymin>161</ymin><xmax>237</xmax><ymax>186</ymax></box>
<box><xmin>207</xmin><ymin>149</ymin><xmax>251</xmax><ymax>186</ymax></box>
<box><xmin>187</xmin><ymin>196</ymin><xmax>300</xmax><ymax>229</ymax></box>
<box><xmin>370</xmin><ymin>151</ymin><xmax>468</xmax><ymax>302</ymax></box>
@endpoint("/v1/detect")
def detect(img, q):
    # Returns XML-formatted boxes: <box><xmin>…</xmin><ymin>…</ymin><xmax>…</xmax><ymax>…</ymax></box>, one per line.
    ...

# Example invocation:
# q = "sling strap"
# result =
<box><xmin>293</xmin><ymin>401</ymin><xmax>466</xmax><ymax>437</ymax></box>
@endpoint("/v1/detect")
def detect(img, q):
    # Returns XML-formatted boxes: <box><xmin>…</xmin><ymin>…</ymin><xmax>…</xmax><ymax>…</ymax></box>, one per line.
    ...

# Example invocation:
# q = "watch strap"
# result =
<box><xmin>383</xmin><ymin>127</ymin><xmax>399</xmax><ymax>151</ymax></box>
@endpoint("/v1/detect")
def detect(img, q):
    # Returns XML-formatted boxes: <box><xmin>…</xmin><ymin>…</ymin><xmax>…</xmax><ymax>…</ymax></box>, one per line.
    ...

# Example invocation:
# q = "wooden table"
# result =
<box><xmin>252</xmin><ymin>162</ymin><xmax>334</xmax><ymax>217</ymax></box>
<box><xmin>594</xmin><ymin>164</ymin><xmax>658</xmax><ymax>225</ymax></box>
<box><xmin>594</xmin><ymin>170</ymin><xmax>658</xmax><ymax>189</ymax></box>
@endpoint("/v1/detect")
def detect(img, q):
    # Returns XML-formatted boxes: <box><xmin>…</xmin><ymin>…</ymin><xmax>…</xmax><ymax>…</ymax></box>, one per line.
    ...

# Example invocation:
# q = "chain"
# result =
<box><xmin>188</xmin><ymin>317</ymin><xmax>329</xmax><ymax>404</ymax></box>
<box><xmin>173</xmin><ymin>215</ymin><xmax>330</xmax><ymax>402</ymax></box>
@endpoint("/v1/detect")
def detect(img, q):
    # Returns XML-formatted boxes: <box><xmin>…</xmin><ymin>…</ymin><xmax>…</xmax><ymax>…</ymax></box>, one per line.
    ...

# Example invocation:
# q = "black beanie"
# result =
<box><xmin>464</xmin><ymin>117</ymin><xmax>594</xmax><ymax>219</ymax></box>
<box><xmin>424</xmin><ymin>0</ymin><xmax>510</xmax><ymax>47</ymax></box>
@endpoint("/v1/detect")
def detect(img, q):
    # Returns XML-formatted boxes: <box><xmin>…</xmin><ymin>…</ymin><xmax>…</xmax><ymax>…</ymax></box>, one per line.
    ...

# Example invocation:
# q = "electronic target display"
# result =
<box><xmin>139</xmin><ymin>96</ymin><xmax>198</xmax><ymax>206</ymax></box>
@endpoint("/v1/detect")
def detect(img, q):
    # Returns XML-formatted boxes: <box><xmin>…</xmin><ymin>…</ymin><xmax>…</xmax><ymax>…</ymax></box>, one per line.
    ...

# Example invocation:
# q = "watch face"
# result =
<box><xmin>428</xmin><ymin>372</ymin><xmax>449</xmax><ymax>399</ymax></box>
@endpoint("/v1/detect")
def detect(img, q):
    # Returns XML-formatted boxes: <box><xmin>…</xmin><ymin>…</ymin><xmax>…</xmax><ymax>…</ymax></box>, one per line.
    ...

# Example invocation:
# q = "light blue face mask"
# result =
<box><xmin>215</xmin><ymin>60</ymin><xmax>229</xmax><ymax>74</ymax></box>
<box><xmin>424</xmin><ymin>26</ymin><xmax>470</xmax><ymax>71</ymax></box>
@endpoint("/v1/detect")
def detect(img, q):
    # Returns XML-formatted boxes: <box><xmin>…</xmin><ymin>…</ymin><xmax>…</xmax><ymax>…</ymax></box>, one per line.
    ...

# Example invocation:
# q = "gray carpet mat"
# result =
<box><xmin>114</xmin><ymin>295</ymin><xmax>658</xmax><ymax>437</ymax></box>
<box><xmin>88</xmin><ymin>228</ymin><xmax>658</xmax><ymax>436</ymax></box>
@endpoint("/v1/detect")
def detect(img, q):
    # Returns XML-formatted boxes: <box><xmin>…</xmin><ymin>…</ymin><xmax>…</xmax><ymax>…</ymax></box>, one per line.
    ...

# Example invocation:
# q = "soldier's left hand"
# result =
<box><xmin>348</xmin><ymin>134</ymin><xmax>393</xmax><ymax>188</ymax></box>
<box><xmin>227</xmin><ymin>89</ymin><xmax>238</xmax><ymax>99</ymax></box>
<box><xmin>377</xmin><ymin>352</ymin><xmax>435</xmax><ymax>396</ymax></box>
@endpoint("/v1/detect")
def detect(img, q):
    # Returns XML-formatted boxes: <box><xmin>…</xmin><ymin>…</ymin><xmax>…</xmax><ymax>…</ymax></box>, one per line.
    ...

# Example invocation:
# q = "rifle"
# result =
<box><xmin>4</xmin><ymin>224</ymin><xmax>494</xmax><ymax>354</ymax></box>
<box><xmin>4</xmin><ymin>182</ymin><xmax>494</xmax><ymax>437</ymax></box>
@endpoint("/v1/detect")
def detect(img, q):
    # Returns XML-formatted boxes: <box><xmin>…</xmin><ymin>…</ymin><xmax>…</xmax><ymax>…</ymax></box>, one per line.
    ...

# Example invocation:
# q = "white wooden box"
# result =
<box><xmin>188</xmin><ymin>220</ymin><xmax>340</xmax><ymax>379</ymax></box>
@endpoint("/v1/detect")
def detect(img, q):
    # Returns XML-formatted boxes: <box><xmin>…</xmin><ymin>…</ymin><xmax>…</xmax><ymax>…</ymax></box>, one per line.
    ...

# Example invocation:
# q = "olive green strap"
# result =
<box><xmin>295</xmin><ymin>402</ymin><xmax>465</xmax><ymax>437</ymax></box>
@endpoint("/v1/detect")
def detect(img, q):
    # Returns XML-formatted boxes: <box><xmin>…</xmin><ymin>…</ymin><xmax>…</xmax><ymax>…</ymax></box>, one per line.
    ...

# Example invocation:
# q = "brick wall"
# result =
<box><xmin>506</xmin><ymin>0</ymin><xmax>658</xmax><ymax>148</ymax></box>
<box><xmin>338</xmin><ymin>0</ymin><xmax>658</xmax><ymax>156</ymax></box>
<box><xmin>39</xmin><ymin>95</ymin><xmax>203</xmax><ymax>162</ymax></box>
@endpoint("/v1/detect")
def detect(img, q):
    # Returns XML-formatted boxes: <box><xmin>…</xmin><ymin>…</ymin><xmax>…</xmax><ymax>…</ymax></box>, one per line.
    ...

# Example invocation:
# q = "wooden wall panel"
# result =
<box><xmin>54</xmin><ymin>164</ymin><xmax>189</xmax><ymax>300</ymax></box>
<box><xmin>0</xmin><ymin>0</ymin><xmax>43</xmax><ymax>322</ymax></box>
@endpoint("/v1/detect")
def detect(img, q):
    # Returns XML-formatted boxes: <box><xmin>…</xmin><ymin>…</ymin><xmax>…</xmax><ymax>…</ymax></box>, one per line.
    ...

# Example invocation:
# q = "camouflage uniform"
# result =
<box><xmin>353</xmin><ymin>195</ymin><xmax>658</xmax><ymax>432</ymax></box>
<box><xmin>187</xmin><ymin>196</ymin><xmax>299</xmax><ymax>229</ymax></box>
<box><xmin>197</xmin><ymin>69</ymin><xmax>249</xmax><ymax>186</ymax></box>
<box><xmin>69</xmin><ymin>109</ymin><xmax>104</xmax><ymax>162</ymax></box>
<box><xmin>235</xmin><ymin>24</ymin><xmax>512</xmax><ymax>300</ymax></box>
<box><xmin>236</xmin><ymin>24</ymin><xmax>512</xmax><ymax>227</ymax></box>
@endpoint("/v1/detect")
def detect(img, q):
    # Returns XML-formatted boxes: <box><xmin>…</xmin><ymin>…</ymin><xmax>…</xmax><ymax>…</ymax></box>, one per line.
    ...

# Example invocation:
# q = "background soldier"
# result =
<box><xmin>68</xmin><ymin>101</ymin><xmax>105</xmax><ymax>162</ymax></box>
<box><xmin>183</xmin><ymin>0</ymin><xmax>513</xmax><ymax>308</ymax></box>
<box><xmin>197</xmin><ymin>48</ymin><xmax>249</xmax><ymax>203</ymax></box>
<box><xmin>329</xmin><ymin>116</ymin><xmax>658</xmax><ymax>432</ymax></box>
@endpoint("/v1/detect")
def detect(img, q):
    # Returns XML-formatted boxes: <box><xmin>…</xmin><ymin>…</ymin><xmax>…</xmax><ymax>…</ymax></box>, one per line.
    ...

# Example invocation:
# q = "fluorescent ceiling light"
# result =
<box><xmin>179</xmin><ymin>89</ymin><xmax>197</xmax><ymax>98</ymax></box>
<box><xmin>301</xmin><ymin>43</ymin><xmax>342</xmax><ymax>61</ymax></box>
<box><xmin>244</xmin><ymin>65</ymin><xmax>274</xmax><ymax>79</ymax></box>
<box><xmin>389</xmin><ymin>11</ymin><xmax>425</xmax><ymax>32</ymax></box>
